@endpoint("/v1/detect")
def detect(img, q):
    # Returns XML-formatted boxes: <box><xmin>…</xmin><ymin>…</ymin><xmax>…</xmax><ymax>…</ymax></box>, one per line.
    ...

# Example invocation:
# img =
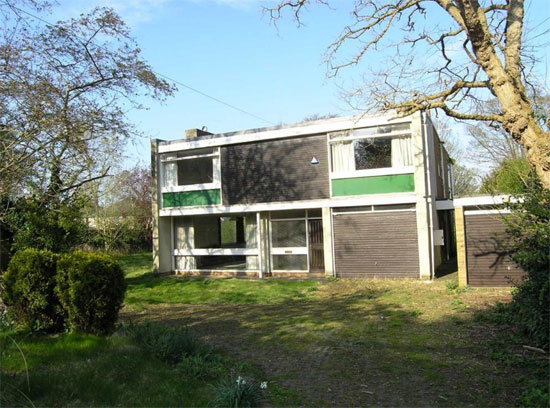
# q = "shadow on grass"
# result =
<box><xmin>122</xmin><ymin>280</ymin><xmax>546</xmax><ymax>408</ymax></box>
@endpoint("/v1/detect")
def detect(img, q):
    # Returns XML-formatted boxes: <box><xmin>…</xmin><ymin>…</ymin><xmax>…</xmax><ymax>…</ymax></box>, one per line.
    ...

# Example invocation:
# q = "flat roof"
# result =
<box><xmin>157</xmin><ymin>113</ymin><xmax>414</xmax><ymax>153</ymax></box>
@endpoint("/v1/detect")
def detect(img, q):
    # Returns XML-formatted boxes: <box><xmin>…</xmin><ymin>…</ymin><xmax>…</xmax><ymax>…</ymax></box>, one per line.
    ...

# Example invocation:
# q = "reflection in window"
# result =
<box><xmin>271</xmin><ymin>220</ymin><xmax>306</xmax><ymax>247</ymax></box>
<box><xmin>331</xmin><ymin>135</ymin><xmax>412</xmax><ymax>172</ymax></box>
<box><xmin>177</xmin><ymin>157</ymin><xmax>213</xmax><ymax>185</ymax></box>
<box><xmin>354</xmin><ymin>138</ymin><xmax>392</xmax><ymax>170</ymax></box>
<box><xmin>272</xmin><ymin>254</ymin><xmax>308</xmax><ymax>271</ymax></box>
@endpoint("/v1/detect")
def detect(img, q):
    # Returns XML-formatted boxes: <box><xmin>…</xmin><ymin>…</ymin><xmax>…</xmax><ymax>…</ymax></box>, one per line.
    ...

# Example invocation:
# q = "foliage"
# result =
<box><xmin>209</xmin><ymin>375</ymin><xmax>264</xmax><ymax>408</ymax></box>
<box><xmin>518</xmin><ymin>379</ymin><xmax>549</xmax><ymax>408</ymax></box>
<box><xmin>0</xmin><ymin>2</ymin><xmax>174</xmax><ymax>207</ymax></box>
<box><xmin>268</xmin><ymin>1</ymin><xmax>550</xmax><ymax>188</ymax></box>
<box><xmin>452</xmin><ymin>164</ymin><xmax>480</xmax><ymax>196</ymax></box>
<box><xmin>481</xmin><ymin>158</ymin><xmax>532</xmax><ymax>194</ymax></box>
<box><xmin>1</xmin><ymin>249</ymin><xmax>63</xmax><ymax>331</ymax></box>
<box><xmin>504</xmin><ymin>174</ymin><xmax>550</xmax><ymax>349</ymax></box>
<box><xmin>3</xmin><ymin>195</ymin><xmax>88</xmax><ymax>254</ymax></box>
<box><xmin>85</xmin><ymin>165</ymin><xmax>152</xmax><ymax>253</ymax></box>
<box><xmin>435</xmin><ymin>119</ymin><xmax>479</xmax><ymax>196</ymax></box>
<box><xmin>56</xmin><ymin>251</ymin><xmax>126</xmax><ymax>334</ymax></box>
<box><xmin>124</xmin><ymin>321</ymin><xmax>211</xmax><ymax>364</ymax></box>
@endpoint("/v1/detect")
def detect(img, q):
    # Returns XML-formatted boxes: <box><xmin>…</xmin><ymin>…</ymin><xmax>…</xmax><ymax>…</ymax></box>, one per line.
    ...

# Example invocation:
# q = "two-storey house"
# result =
<box><xmin>151</xmin><ymin>112</ymin><xmax>453</xmax><ymax>279</ymax></box>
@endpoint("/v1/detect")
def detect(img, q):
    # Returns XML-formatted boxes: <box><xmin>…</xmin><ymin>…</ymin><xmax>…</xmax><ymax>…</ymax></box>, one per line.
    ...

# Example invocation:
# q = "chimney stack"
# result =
<box><xmin>185</xmin><ymin>128</ymin><xmax>212</xmax><ymax>139</ymax></box>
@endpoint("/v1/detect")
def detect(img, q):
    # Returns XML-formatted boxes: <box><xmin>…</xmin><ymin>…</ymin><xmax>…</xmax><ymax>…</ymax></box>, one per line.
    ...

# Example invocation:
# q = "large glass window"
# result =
<box><xmin>177</xmin><ymin>157</ymin><xmax>213</xmax><ymax>185</ymax></box>
<box><xmin>330</xmin><ymin>124</ymin><xmax>413</xmax><ymax>173</ymax></box>
<box><xmin>354</xmin><ymin>138</ymin><xmax>392</xmax><ymax>170</ymax></box>
<box><xmin>162</xmin><ymin>148</ymin><xmax>219</xmax><ymax>188</ymax></box>
<box><xmin>271</xmin><ymin>220</ymin><xmax>306</xmax><ymax>247</ymax></box>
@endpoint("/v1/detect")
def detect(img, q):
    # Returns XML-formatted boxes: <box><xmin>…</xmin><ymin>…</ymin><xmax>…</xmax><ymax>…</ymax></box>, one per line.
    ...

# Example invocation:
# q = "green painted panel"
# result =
<box><xmin>332</xmin><ymin>174</ymin><xmax>415</xmax><ymax>196</ymax></box>
<box><xmin>163</xmin><ymin>189</ymin><xmax>221</xmax><ymax>207</ymax></box>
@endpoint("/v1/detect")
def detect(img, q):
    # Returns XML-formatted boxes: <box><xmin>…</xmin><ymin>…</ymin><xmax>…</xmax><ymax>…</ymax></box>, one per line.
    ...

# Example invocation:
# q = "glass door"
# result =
<box><xmin>270</xmin><ymin>218</ymin><xmax>308</xmax><ymax>272</ymax></box>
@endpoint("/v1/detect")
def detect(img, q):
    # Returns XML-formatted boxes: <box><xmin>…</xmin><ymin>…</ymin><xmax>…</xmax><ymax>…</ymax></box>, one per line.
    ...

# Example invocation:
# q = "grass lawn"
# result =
<box><xmin>1</xmin><ymin>253</ymin><xmax>547</xmax><ymax>407</ymax></box>
<box><xmin>122</xmin><ymin>253</ymin><xmax>549</xmax><ymax>407</ymax></box>
<box><xmin>0</xmin><ymin>332</ymin><xmax>214</xmax><ymax>407</ymax></box>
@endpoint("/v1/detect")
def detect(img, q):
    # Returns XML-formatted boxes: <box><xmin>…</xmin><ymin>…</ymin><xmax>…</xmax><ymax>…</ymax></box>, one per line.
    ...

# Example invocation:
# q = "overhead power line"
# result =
<box><xmin>11</xmin><ymin>6</ymin><xmax>276</xmax><ymax>126</ymax></box>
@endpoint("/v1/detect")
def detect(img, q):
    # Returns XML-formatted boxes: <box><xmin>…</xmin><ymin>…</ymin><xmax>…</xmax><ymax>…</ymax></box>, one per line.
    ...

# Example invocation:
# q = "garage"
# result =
<box><xmin>332</xmin><ymin>206</ymin><xmax>419</xmax><ymax>279</ymax></box>
<box><xmin>463</xmin><ymin>211</ymin><xmax>525</xmax><ymax>286</ymax></box>
<box><xmin>453</xmin><ymin>196</ymin><xmax>526</xmax><ymax>287</ymax></box>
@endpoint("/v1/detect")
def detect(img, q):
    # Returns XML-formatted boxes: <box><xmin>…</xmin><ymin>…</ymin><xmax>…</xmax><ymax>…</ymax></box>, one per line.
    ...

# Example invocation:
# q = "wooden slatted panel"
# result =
<box><xmin>308</xmin><ymin>219</ymin><xmax>325</xmax><ymax>272</ymax></box>
<box><xmin>333</xmin><ymin>211</ymin><xmax>419</xmax><ymax>279</ymax></box>
<box><xmin>465</xmin><ymin>214</ymin><xmax>525</xmax><ymax>286</ymax></box>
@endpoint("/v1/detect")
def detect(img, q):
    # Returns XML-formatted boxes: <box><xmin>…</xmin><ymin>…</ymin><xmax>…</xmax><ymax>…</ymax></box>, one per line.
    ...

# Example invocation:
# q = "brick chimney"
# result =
<box><xmin>185</xmin><ymin>127</ymin><xmax>212</xmax><ymax>139</ymax></box>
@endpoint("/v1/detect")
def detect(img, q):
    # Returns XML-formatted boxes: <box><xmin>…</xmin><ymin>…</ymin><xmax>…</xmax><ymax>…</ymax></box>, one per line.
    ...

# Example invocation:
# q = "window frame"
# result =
<box><xmin>161</xmin><ymin>147</ymin><xmax>221</xmax><ymax>193</ymax></box>
<box><xmin>329</xmin><ymin>127</ymin><xmax>414</xmax><ymax>180</ymax></box>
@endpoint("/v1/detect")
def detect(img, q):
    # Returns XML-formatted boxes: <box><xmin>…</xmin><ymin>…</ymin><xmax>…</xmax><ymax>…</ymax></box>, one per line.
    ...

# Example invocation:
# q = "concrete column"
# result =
<box><xmin>454</xmin><ymin>207</ymin><xmax>468</xmax><ymax>287</ymax></box>
<box><xmin>322</xmin><ymin>207</ymin><xmax>334</xmax><ymax>277</ymax></box>
<box><xmin>259</xmin><ymin>212</ymin><xmax>270</xmax><ymax>275</ymax></box>
<box><xmin>411</xmin><ymin>112</ymin><xmax>432</xmax><ymax>279</ymax></box>
<box><xmin>151</xmin><ymin>139</ymin><xmax>172</xmax><ymax>273</ymax></box>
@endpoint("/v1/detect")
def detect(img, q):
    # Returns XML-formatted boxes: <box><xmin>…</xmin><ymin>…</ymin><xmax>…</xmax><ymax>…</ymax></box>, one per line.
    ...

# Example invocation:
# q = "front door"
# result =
<box><xmin>270</xmin><ymin>218</ymin><xmax>309</xmax><ymax>272</ymax></box>
<box><xmin>308</xmin><ymin>219</ymin><xmax>325</xmax><ymax>273</ymax></box>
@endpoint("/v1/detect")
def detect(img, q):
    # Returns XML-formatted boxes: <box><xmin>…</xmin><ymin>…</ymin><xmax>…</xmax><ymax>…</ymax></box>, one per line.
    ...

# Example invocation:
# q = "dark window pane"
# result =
<box><xmin>177</xmin><ymin>157</ymin><xmax>213</xmax><ymax>185</ymax></box>
<box><xmin>196</xmin><ymin>255</ymin><xmax>246</xmax><ymax>270</ymax></box>
<box><xmin>270</xmin><ymin>210</ymin><xmax>306</xmax><ymax>219</ymax></box>
<box><xmin>307</xmin><ymin>209</ymin><xmax>322</xmax><ymax>218</ymax></box>
<box><xmin>176</xmin><ymin>148</ymin><xmax>214</xmax><ymax>158</ymax></box>
<box><xmin>354</xmin><ymin>138</ymin><xmax>391</xmax><ymax>170</ymax></box>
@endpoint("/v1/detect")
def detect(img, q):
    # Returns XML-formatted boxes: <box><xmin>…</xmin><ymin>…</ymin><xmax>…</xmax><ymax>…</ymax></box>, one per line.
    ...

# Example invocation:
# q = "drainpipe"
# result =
<box><xmin>422</xmin><ymin>112</ymin><xmax>435</xmax><ymax>280</ymax></box>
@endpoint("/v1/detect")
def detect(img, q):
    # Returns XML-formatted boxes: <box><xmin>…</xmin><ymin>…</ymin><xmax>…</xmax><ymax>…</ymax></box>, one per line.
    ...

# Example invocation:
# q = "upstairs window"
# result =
<box><xmin>162</xmin><ymin>148</ymin><xmax>220</xmax><ymax>189</ymax></box>
<box><xmin>330</xmin><ymin>123</ymin><xmax>412</xmax><ymax>174</ymax></box>
<box><xmin>177</xmin><ymin>157</ymin><xmax>213</xmax><ymax>185</ymax></box>
<box><xmin>354</xmin><ymin>138</ymin><xmax>392</xmax><ymax>170</ymax></box>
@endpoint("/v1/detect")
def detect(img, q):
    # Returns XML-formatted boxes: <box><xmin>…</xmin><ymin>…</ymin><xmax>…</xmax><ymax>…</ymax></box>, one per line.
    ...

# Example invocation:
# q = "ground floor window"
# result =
<box><xmin>195</xmin><ymin>255</ymin><xmax>247</xmax><ymax>270</ymax></box>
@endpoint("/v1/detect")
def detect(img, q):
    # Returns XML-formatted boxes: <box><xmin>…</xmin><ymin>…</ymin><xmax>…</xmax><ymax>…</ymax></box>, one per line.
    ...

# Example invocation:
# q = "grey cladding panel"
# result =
<box><xmin>221</xmin><ymin>135</ymin><xmax>329</xmax><ymax>205</ymax></box>
<box><xmin>465</xmin><ymin>214</ymin><xmax>525</xmax><ymax>286</ymax></box>
<box><xmin>333</xmin><ymin>211</ymin><xmax>419</xmax><ymax>279</ymax></box>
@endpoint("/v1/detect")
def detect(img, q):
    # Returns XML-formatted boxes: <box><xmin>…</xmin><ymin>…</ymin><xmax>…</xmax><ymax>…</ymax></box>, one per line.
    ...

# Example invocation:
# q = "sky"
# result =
<box><xmin>41</xmin><ymin>0</ymin><xmax>550</xmax><ymax>169</ymax></box>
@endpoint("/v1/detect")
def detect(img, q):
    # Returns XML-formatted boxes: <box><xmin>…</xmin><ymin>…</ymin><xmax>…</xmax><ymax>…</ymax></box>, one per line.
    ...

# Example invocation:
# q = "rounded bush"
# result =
<box><xmin>56</xmin><ymin>251</ymin><xmax>126</xmax><ymax>334</ymax></box>
<box><xmin>1</xmin><ymin>249</ymin><xmax>63</xmax><ymax>331</ymax></box>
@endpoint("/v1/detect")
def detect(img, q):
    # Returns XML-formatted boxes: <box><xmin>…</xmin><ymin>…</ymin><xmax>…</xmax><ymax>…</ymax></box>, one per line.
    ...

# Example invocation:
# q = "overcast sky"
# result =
<box><xmin>44</xmin><ymin>0</ymin><xmax>549</xmax><ymax>168</ymax></box>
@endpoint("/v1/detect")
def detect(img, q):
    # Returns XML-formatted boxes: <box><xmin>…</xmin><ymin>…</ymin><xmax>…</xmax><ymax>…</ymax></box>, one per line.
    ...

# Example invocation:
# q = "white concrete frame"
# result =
<box><xmin>158</xmin><ymin>114</ymin><xmax>413</xmax><ymax>153</ymax></box>
<box><xmin>436</xmin><ymin>195</ymin><xmax>514</xmax><ymax>210</ymax></box>
<box><xmin>160</xmin><ymin>147</ymin><xmax>221</xmax><ymax>195</ymax></box>
<box><xmin>327</xmin><ymin>127</ymin><xmax>414</xmax><ymax>182</ymax></box>
<box><xmin>269</xmin><ymin>216</ymin><xmax>310</xmax><ymax>273</ymax></box>
<box><xmin>159</xmin><ymin>193</ymin><xmax>417</xmax><ymax>217</ymax></box>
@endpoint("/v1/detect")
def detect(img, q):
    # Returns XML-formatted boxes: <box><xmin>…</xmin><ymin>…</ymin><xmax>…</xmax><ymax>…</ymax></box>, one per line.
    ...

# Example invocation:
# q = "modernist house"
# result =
<box><xmin>151</xmin><ymin>112</ymin><xmax>455</xmax><ymax>280</ymax></box>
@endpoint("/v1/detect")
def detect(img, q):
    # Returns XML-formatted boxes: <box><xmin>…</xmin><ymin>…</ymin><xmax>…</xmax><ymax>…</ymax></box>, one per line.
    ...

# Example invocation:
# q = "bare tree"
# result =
<box><xmin>434</xmin><ymin>118</ymin><xmax>481</xmax><ymax>195</ymax></box>
<box><xmin>0</xmin><ymin>3</ymin><xmax>175</xmax><ymax>201</ymax></box>
<box><xmin>268</xmin><ymin>0</ymin><xmax>550</xmax><ymax>188</ymax></box>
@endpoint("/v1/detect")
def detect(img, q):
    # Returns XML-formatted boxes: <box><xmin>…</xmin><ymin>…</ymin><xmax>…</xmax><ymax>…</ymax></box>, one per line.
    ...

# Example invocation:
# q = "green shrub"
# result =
<box><xmin>125</xmin><ymin>321</ymin><xmax>210</xmax><ymax>364</ymax></box>
<box><xmin>56</xmin><ymin>252</ymin><xmax>126</xmax><ymax>334</ymax></box>
<box><xmin>1</xmin><ymin>249</ymin><xmax>63</xmax><ymax>331</ymax></box>
<box><xmin>504</xmin><ymin>174</ymin><xmax>550</xmax><ymax>349</ymax></box>
<box><xmin>209</xmin><ymin>375</ymin><xmax>265</xmax><ymax>408</ymax></box>
<box><xmin>518</xmin><ymin>379</ymin><xmax>550</xmax><ymax>408</ymax></box>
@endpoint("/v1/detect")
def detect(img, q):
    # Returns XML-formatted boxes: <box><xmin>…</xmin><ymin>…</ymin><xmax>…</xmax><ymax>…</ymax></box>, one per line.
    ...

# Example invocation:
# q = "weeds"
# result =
<box><xmin>124</xmin><ymin>321</ymin><xmax>211</xmax><ymax>364</ymax></box>
<box><xmin>209</xmin><ymin>375</ymin><xmax>265</xmax><ymax>408</ymax></box>
<box><xmin>177</xmin><ymin>354</ymin><xmax>225</xmax><ymax>379</ymax></box>
<box><xmin>0</xmin><ymin>311</ymin><xmax>33</xmax><ymax>407</ymax></box>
